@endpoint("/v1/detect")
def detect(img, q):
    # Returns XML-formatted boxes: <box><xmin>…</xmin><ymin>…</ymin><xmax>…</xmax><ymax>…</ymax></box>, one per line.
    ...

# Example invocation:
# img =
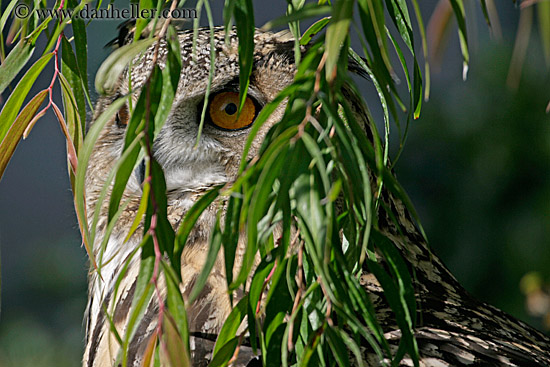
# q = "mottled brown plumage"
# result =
<box><xmin>84</xmin><ymin>27</ymin><xmax>295</xmax><ymax>367</ymax></box>
<box><xmin>84</xmin><ymin>27</ymin><xmax>550</xmax><ymax>367</ymax></box>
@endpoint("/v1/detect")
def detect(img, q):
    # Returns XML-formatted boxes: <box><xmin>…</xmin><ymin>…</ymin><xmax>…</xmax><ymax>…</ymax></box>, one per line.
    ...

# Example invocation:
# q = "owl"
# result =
<box><xmin>83</xmin><ymin>27</ymin><xmax>295</xmax><ymax>367</ymax></box>
<box><xmin>83</xmin><ymin>27</ymin><xmax>550</xmax><ymax>367</ymax></box>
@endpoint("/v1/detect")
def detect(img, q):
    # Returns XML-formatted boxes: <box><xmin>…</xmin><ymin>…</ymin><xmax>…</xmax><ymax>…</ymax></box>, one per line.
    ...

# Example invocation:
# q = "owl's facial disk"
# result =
<box><xmin>150</xmin><ymin>80</ymin><xmax>269</xmax><ymax>194</ymax></box>
<box><xmin>93</xmin><ymin>29</ymin><xmax>296</xmax><ymax>198</ymax></box>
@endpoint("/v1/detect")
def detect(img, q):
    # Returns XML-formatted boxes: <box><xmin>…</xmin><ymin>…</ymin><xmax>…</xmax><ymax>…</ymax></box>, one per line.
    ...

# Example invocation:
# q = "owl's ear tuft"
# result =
<box><xmin>105</xmin><ymin>18</ymin><xmax>189</xmax><ymax>49</ymax></box>
<box><xmin>105</xmin><ymin>20</ymin><xmax>137</xmax><ymax>48</ymax></box>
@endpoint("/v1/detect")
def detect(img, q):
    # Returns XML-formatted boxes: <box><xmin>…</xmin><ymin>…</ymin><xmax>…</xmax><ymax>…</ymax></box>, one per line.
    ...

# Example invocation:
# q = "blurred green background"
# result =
<box><xmin>395</xmin><ymin>42</ymin><xmax>550</xmax><ymax>331</ymax></box>
<box><xmin>0</xmin><ymin>2</ymin><xmax>549</xmax><ymax>367</ymax></box>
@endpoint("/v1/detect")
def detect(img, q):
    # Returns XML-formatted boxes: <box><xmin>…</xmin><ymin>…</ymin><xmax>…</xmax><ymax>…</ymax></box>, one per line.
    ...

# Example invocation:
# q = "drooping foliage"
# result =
<box><xmin>1</xmin><ymin>1</ymin><xmax>547</xmax><ymax>366</ymax></box>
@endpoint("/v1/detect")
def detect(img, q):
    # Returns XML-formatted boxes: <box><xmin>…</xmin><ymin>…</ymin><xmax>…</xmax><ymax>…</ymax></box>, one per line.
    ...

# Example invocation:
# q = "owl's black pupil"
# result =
<box><xmin>224</xmin><ymin>103</ymin><xmax>237</xmax><ymax>115</ymax></box>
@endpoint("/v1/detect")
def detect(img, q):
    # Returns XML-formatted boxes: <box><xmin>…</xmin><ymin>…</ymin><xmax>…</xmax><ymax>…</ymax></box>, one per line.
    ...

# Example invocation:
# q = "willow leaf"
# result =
<box><xmin>0</xmin><ymin>89</ymin><xmax>47</xmax><ymax>180</ymax></box>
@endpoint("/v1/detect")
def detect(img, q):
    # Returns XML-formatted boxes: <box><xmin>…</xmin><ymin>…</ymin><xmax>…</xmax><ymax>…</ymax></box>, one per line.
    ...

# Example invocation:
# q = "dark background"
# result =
<box><xmin>0</xmin><ymin>1</ymin><xmax>549</xmax><ymax>366</ymax></box>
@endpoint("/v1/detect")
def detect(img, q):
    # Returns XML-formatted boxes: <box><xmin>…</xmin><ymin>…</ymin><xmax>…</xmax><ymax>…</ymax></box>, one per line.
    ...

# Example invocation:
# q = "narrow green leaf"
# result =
<box><xmin>300</xmin><ymin>17</ymin><xmax>330</xmax><ymax>46</ymax></box>
<box><xmin>187</xmin><ymin>214</ymin><xmax>223</xmax><ymax>303</ymax></box>
<box><xmin>411</xmin><ymin>0</ymin><xmax>431</xmax><ymax>102</ymax></box>
<box><xmin>355</xmin><ymin>8</ymin><xmax>402</xmax><ymax>121</ymax></box>
<box><xmin>194</xmin><ymin>0</ymin><xmax>216</xmax><ymax>147</ymax></box>
<box><xmin>74</xmin><ymin>96</ymin><xmax>129</xmax><ymax>254</ymax></box>
<box><xmin>231</xmin><ymin>127</ymin><xmax>298</xmax><ymax>290</ymax></box>
<box><xmin>120</xmin><ymin>238</ymin><xmax>156</xmax><ymax>366</ymax></box>
<box><xmin>348</xmin><ymin>48</ymin><xmax>392</xmax><ymax>158</ymax></box>
<box><xmin>265</xmin><ymin>320</ymin><xmax>286</xmax><ymax>367</ymax></box>
<box><xmin>412</xmin><ymin>56</ymin><xmax>423</xmax><ymax>119</ymax></box>
<box><xmin>0</xmin><ymin>0</ymin><xmax>19</xmax><ymax>34</ymax></box>
<box><xmin>174</xmin><ymin>186</ymin><xmax>221</xmax><ymax>258</ymax></box>
<box><xmin>89</xmin><ymin>134</ymin><xmax>144</xmax><ymax>257</ymax></box>
<box><xmin>210</xmin><ymin>337</ymin><xmax>239</xmax><ymax>367</ymax></box>
<box><xmin>95</xmin><ymin>197</ymin><xmax>133</xmax><ymax>276</ymax></box>
<box><xmin>61</xmin><ymin>36</ymin><xmax>87</xmax><ymax>136</ymax></box>
<box><xmin>383</xmin><ymin>0</ymin><xmax>424</xmax><ymax>118</ymax></box>
<box><xmin>67</xmin><ymin>0</ymin><xmax>89</xmax><ymax>91</ymax></box>
<box><xmin>0</xmin><ymin>51</ymin><xmax>51</xmax><ymax>141</ymax></box>
<box><xmin>384</xmin><ymin>0</ymin><xmax>413</xmax><ymax>51</ymax></box>
<box><xmin>385</xmin><ymin>31</ymin><xmax>411</xmax><ymax>99</ymax></box>
<box><xmin>362</xmin><ymin>0</ymin><xmax>392</xmax><ymax>73</ymax></box>
<box><xmin>326</xmin><ymin>326</ymin><xmax>351</xmax><ymax>367</ymax></box>
<box><xmin>366</xmin><ymin>249</ymin><xmax>418</xmax><ymax>367</ymax></box>
<box><xmin>155</xmin><ymin>26</ymin><xmax>182</xmax><ymax>139</ymax></box>
<box><xmin>41</xmin><ymin>19</ymin><xmax>71</xmax><ymax>56</ymax></box>
<box><xmin>479</xmin><ymin>0</ymin><xmax>491</xmax><ymax>27</ymax></box>
<box><xmin>234</xmin><ymin>0</ymin><xmax>255</xmax><ymax>112</ymax></box>
<box><xmin>212</xmin><ymin>295</ymin><xmax>249</xmax><ymax>355</ymax></box>
<box><xmin>264</xmin><ymin>258</ymin><xmax>293</xmax><ymax>367</ymax></box>
<box><xmin>107</xmin><ymin>67</ymin><xmax>162</xmax><ymax>221</ymax></box>
<box><xmin>163</xmin><ymin>261</ymin><xmax>189</xmax><ymax>341</ymax></box>
<box><xmin>123</xmin><ymin>173</ymin><xmax>150</xmax><ymax>243</ymax></box>
<box><xmin>134</xmin><ymin>0</ymin><xmax>155</xmax><ymax>42</ymax></box>
<box><xmin>342</xmin><ymin>270</ymin><xmax>389</xmax><ymax>359</ymax></box>
<box><xmin>145</xmin><ymin>158</ymin><xmax>175</xmax><ymax>261</ymax></box>
<box><xmin>222</xmin><ymin>193</ymin><xmax>243</xmax><ymax>292</ymax></box>
<box><xmin>95</xmin><ymin>37</ymin><xmax>156</xmax><ymax>95</ymax></box>
<box><xmin>161</xmin><ymin>312</ymin><xmax>191</xmax><ymax>367</ymax></box>
<box><xmin>237</xmin><ymin>87</ymin><xmax>288</xmax><ymax>174</ymax></box>
<box><xmin>448</xmin><ymin>0</ymin><xmax>469</xmax><ymax>79</ymax></box>
<box><xmin>248</xmin><ymin>260</ymin><xmax>275</xmax><ymax>322</ymax></box>
<box><xmin>372</xmin><ymin>230</ymin><xmax>415</xmax><ymax>327</ymax></box>
<box><xmin>223</xmin><ymin>0</ymin><xmax>237</xmax><ymax>39</ymax></box>
<box><xmin>58</xmin><ymin>72</ymin><xmax>83</xmax><ymax>181</ymax></box>
<box><xmin>0</xmin><ymin>89</ymin><xmax>48</xmax><ymax>181</ymax></box>
<box><xmin>0</xmin><ymin>39</ymin><xmax>35</xmax><ymax>96</ymax></box>
<box><xmin>325</xmin><ymin>0</ymin><xmax>354</xmax><ymax>81</ymax></box>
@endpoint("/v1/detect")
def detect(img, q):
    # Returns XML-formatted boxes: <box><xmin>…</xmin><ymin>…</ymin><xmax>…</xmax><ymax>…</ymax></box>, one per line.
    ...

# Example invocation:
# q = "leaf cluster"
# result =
<box><xmin>0</xmin><ymin>1</ymin><xmax>510</xmax><ymax>366</ymax></box>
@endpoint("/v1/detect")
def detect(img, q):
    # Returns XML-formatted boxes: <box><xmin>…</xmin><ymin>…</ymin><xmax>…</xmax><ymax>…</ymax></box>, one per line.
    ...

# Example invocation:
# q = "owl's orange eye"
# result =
<box><xmin>115</xmin><ymin>104</ymin><xmax>129</xmax><ymax>127</ymax></box>
<box><xmin>208</xmin><ymin>92</ymin><xmax>257</xmax><ymax>131</ymax></box>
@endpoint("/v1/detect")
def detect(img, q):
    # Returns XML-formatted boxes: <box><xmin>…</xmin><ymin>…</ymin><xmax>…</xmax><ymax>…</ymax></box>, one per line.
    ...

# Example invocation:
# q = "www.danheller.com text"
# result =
<box><xmin>13</xmin><ymin>3</ymin><xmax>197</xmax><ymax>20</ymax></box>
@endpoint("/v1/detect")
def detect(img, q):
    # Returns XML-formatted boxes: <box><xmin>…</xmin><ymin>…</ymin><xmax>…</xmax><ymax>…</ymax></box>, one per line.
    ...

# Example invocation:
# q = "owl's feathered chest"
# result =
<box><xmin>84</xmin><ymin>190</ymin><xmax>236</xmax><ymax>366</ymax></box>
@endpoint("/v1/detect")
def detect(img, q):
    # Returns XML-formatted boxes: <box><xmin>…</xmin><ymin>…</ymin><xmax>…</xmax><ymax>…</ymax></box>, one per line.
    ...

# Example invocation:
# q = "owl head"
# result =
<box><xmin>86</xmin><ymin>28</ymin><xmax>300</xmax><ymax>214</ymax></box>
